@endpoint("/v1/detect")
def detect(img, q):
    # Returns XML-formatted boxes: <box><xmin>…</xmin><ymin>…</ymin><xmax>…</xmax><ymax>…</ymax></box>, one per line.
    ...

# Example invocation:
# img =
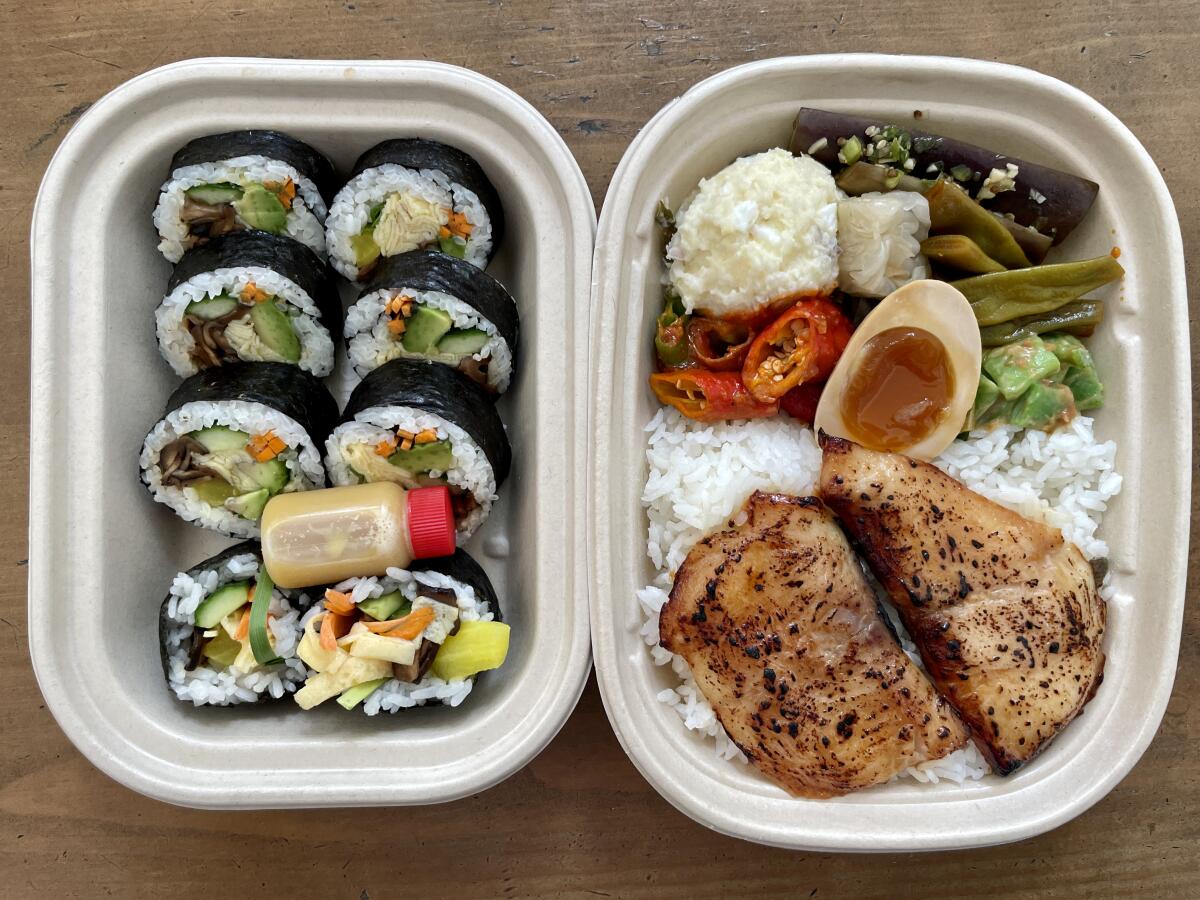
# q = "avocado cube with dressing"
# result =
<box><xmin>1064</xmin><ymin>366</ymin><xmax>1105</xmax><ymax>410</ymax></box>
<box><xmin>983</xmin><ymin>336</ymin><xmax>1061</xmax><ymax>400</ymax></box>
<box><xmin>1008</xmin><ymin>380</ymin><xmax>1077</xmax><ymax>430</ymax></box>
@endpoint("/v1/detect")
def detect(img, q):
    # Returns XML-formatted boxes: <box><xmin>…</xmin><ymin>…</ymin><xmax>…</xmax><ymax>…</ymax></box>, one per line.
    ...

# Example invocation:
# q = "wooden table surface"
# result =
<box><xmin>3</xmin><ymin>1</ymin><xmax>1197</xmax><ymax>897</ymax></box>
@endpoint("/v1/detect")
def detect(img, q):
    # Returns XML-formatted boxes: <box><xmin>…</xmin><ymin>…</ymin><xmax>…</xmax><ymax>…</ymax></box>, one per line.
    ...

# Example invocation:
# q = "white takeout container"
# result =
<box><xmin>588</xmin><ymin>55</ymin><xmax>1190</xmax><ymax>850</ymax></box>
<box><xmin>29</xmin><ymin>58</ymin><xmax>595</xmax><ymax>807</ymax></box>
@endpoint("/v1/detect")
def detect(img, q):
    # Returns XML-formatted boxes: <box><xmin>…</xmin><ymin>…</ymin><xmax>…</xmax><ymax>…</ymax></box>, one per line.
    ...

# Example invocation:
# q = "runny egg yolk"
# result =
<box><xmin>839</xmin><ymin>327</ymin><xmax>955</xmax><ymax>451</ymax></box>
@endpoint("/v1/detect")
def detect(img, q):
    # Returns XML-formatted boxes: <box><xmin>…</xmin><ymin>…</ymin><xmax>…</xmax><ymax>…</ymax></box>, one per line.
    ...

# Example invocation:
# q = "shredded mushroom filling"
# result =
<box><xmin>159</xmin><ymin>435</ymin><xmax>217</xmax><ymax>486</ymax></box>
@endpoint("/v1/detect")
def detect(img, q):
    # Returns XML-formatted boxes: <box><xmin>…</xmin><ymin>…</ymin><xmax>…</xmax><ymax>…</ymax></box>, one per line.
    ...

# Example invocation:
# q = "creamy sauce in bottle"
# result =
<box><xmin>261</xmin><ymin>482</ymin><xmax>455</xmax><ymax>588</ymax></box>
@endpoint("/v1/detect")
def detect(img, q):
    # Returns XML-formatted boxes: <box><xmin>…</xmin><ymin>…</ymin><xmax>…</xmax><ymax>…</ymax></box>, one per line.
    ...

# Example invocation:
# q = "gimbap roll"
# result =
<box><xmin>324</xmin><ymin>359</ymin><xmax>511</xmax><ymax>539</ymax></box>
<box><xmin>153</xmin><ymin>130</ymin><xmax>335</xmax><ymax>262</ymax></box>
<box><xmin>345</xmin><ymin>250</ymin><xmax>519</xmax><ymax>393</ymax></box>
<box><xmin>325</xmin><ymin>138</ymin><xmax>504</xmax><ymax>281</ymax></box>
<box><xmin>160</xmin><ymin>542</ymin><xmax>312</xmax><ymax>706</ymax></box>
<box><xmin>140</xmin><ymin>363</ymin><xmax>338</xmax><ymax>538</ymax></box>
<box><xmin>156</xmin><ymin>231</ymin><xmax>342</xmax><ymax>378</ymax></box>
<box><xmin>293</xmin><ymin>549</ymin><xmax>509</xmax><ymax>712</ymax></box>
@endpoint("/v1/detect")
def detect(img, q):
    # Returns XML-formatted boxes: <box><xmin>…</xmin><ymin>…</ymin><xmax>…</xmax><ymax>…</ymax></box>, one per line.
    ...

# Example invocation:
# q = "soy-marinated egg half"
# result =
<box><xmin>814</xmin><ymin>280</ymin><xmax>981</xmax><ymax>460</ymax></box>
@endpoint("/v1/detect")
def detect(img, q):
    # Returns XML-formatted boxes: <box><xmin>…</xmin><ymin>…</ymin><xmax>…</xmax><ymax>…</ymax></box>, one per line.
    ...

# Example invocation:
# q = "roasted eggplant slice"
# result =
<box><xmin>791</xmin><ymin>107</ymin><xmax>1098</xmax><ymax>245</ymax></box>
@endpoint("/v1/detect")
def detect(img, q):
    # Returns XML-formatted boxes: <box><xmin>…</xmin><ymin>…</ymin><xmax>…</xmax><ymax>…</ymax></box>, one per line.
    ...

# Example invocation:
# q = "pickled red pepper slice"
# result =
<box><xmin>686</xmin><ymin>317</ymin><xmax>754</xmax><ymax>371</ymax></box>
<box><xmin>741</xmin><ymin>299</ymin><xmax>854</xmax><ymax>403</ymax></box>
<box><xmin>649</xmin><ymin>371</ymin><xmax>778</xmax><ymax>421</ymax></box>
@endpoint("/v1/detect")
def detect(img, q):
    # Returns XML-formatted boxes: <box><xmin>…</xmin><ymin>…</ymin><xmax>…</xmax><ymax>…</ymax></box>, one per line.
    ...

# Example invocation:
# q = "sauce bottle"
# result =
<box><xmin>260</xmin><ymin>482</ymin><xmax>456</xmax><ymax>588</ymax></box>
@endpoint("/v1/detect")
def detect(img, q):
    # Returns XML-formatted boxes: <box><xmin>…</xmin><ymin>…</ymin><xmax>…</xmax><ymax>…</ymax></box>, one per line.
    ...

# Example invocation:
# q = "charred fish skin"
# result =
<box><xmin>817</xmin><ymin>433</ymin><xmax>1106</xmax><ymax>775</ymax></box>
<box><xmin>660</xmin><ymin>491</ymin><xmax>969</xmax><ymax>798</ymax></box>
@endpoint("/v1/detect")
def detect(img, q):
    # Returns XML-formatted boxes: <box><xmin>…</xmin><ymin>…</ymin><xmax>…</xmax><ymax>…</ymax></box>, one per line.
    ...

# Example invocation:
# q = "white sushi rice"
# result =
<box><xmin>153</xmin><ymin>155</ymin><xmax>328</xmax><ymax>262</ymax></box>
<box><xmin>638</xmin><ymin>407</ymin><xmax>1121</xmax><ymax>784</ymax></box>
<box><xmin>155</xmin><ymin>266</ymin><xmax>336</xmax><ymax>377</ymax></box>
<box><xmin>298</xmin><ymin>568</ymin><xmax>494</xmax><ymax>713</ymax></box>
<box><xmin>140</xmin><ymin>400</ymin><xmax>327</xmax><ymax>538</ymax></box>
<box><xmin>324</xmin><ymin>164</ymin><xmax>491</xmax><ymax>280</ymax></box>
<box><xmin>163</xmin><ymin>552</ymin><xmax>309</xmax><ymax>706</ymax></box>
<box><xmin>345</xmin><ymin>286</ymin><xmax>512</xmax><ymax>391</ymax></box>
<box><xmin>324</xmin><ymin>405</ymin><xmax>496</xmax><ymax>540</ymax></box>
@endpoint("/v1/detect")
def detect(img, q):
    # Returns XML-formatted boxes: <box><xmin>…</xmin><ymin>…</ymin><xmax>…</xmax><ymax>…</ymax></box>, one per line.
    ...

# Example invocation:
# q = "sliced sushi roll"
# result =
<box><xmin>325</xmin><ymin>359</ymin><xmax>511</xmax><ymax>539</ymax></box>
<box><xmin>140</xmin><ymin>363</ymin><xmax>338</xmax><ymax>538</ymax></box>
<box><xmin>160</xmin><ymin>542</ymin><xmax>313</xmax><ymax>706</ymax></box>
<box><xmin>153</xmin><ymin>130</ymin><xmax>335</xmax><ymax>263</ymax></box>
<box><xmin>325</xmin><ymin>138</ymin><xmax>504</xmax><ymax>281</ymax></box>
<box><xmin>156</xmin><ymin>231</ymin><xmax>342</xmax><ymax>378</ymax></box>
<box><xmin>345</xmin><ymin>250</ymin><xmax>519</xmax><ymax>393</ymax></box>
<box><xmin>293</xmin><ymin>549</ymin><xmax>510</xmax><ymax>712</ymax></box>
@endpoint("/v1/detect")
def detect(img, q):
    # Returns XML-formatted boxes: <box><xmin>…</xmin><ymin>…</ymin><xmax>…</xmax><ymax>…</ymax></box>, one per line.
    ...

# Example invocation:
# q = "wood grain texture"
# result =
<box><xmin>2</xmin><ymin>1</ymin><xmax>1198</xmax><ymax>897</ymax></box>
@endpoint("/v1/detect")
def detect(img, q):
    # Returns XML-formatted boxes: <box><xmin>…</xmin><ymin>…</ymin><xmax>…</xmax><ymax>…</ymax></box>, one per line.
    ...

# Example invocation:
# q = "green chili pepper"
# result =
<box><xmin>925</xmin><ymin>180</ymin><xmax>1031</xmax><ymax>269</ymax></box>
<box><xmin>955</xmin><ymin>255</ymin><xmax>1124</xmax><ymax>327</ymax></box>
<box><xmin>977</xmin><ymin>300</ymin><xmax>1105</xmax><ymax>347</ymax></box>
<box><xmin>654</xmin><ymin>284</ymin><xmax>690</xmax><ymax>368</ymax></box>
<box><xmin>655</xmin><ymin>311</ymin><xmax>689</xmax><ymax>367</ymax></box>
<box><xmin>835</xmin><ymin>161</ymin><xmax>930</xmax><ymax>196</ymax></box>
<box><xmin>921</xmin><ymin>234</ymin><xmax>1007</xmax><ymax>275</ymax></box>
<box><xmin>249</xmin><ymin>564</ymin><xmax>282</xmax><ymax>667</ymax></box>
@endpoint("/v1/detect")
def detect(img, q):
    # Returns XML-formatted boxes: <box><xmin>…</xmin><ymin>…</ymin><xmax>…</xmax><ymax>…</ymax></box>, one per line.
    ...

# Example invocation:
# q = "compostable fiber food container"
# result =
<box><xmin>29</xmin><ymin>58</ymin><xmax>595</xmax><ymax>807</ymax></box>
<box><xmin>588</xmin><ymin>54</ymin><xmax>1189</xmax><ymax>850</ymax></box>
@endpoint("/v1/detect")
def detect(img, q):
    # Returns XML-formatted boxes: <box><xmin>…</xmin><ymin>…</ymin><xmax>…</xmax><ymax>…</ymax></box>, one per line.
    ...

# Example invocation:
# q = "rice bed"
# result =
<box><xmin>638</xmin><ymin>407</ymin><xmax>1122</xmax><ymax>785</ymax></box>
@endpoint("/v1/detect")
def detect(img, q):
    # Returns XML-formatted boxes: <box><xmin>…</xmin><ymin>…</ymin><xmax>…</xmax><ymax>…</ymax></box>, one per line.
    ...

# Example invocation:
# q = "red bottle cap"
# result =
<box><xmin>406</xmin><ymin>486</ymin><xmax>456</xmax><ymax>560</ymax></box>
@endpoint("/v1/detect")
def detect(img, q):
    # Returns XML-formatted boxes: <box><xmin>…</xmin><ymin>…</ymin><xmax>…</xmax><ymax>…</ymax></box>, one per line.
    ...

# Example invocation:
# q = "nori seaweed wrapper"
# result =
<box><xmin>363</xmin><ymin>548</ymin><xmax>504</xmax><ymax>712</ymax></box>
<box><xmin>350</xmin><ymin>138</ymin><xmax>505</xmax><ymax>257</ymax></box>
<box><xmin>157</xmin><ymin>541</ymin><xmax>311</xmax><ymax>704</ymax></box>
<box><xmin>162</xmin><ymin>362</ymin><xmax>340</xmax><ymax>453</ymax></box>
<box><xmin>342</xmin><ymin>358</ymin><xmax>511</xmax><ymax>487</ymax></box>
<box><xmin>360</xmin><ymin>249</ymin><xmax>518</xmax><ymax>359</ymax></box>
<box><xmin>411</xmin><ymin>548</ymin><xmax>502</xmax><ymax>622</ymax></box>
<box><xmin>169</xmin><ymin>130</ymin><xmax>337</xmax><ymax>203</ymax></box>
<box><xmin>168</xmin><ymin>230</ymin><xmax>343</xmax><ymax>342</ymax></box>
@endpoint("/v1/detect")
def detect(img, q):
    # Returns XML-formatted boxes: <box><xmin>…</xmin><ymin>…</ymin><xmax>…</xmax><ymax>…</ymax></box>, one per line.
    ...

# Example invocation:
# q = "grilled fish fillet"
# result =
<box><xmin>818</xmin><ymin>434</ymin><xmax>1106</xmax><ymax>774</ymax></box>
<box><xmin>659</xmin><ymin>491</ymin><xmax>969</xmax><ymax>798</ymax></box>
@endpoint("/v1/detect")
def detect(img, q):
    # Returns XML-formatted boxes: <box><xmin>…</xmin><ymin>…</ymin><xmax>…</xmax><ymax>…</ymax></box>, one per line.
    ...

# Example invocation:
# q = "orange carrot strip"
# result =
<box><xmin>373</xmin><ymin>607</ymin><xmax>435</xmax><ymax>640</ymax></box>
<box><xmin>323</xmin><ymin>589</ymin><xmax>356</xmax><ymax>616</ymax></box>
<box><xmin>241</xmin><ymin>282</ymin><xmax>270</xmax><ymax>304</ymax></box>
<box><xmin>446</xmin><ymin>210</ymin><xmax>474</xmax><ymax>237</ymax></box>
<box><xmin>387</xmin><ymin>318</ymin><xmax>407</xmax><ymax>336</ymax></box>
<box><xmin>319</xmin><ymin>612</ymin><xmax>352</xmax><ymax>651</ymax></box>
<box><xmin>374</xmin><ymin>435</ymin><xmax>398</xmax><ymax>456</ymax></box>
<box><xmin>235</xmin><ymin>607</ymin><xmax>251</xmax><ymax>641</ymax></box>
<box><xmin>248</xmin><ymin>430</ymin><xmax>282</xmax><ymax>462</ymax></box>
<box><xmin>360</xmin><ymin>608</ymin><xmax>433</xmax><ymax>637</ymax></box>
<box><xmin>276</xmin><ymin>178</ymin><xmax>296</xmax><ymax>210</ymax></box>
